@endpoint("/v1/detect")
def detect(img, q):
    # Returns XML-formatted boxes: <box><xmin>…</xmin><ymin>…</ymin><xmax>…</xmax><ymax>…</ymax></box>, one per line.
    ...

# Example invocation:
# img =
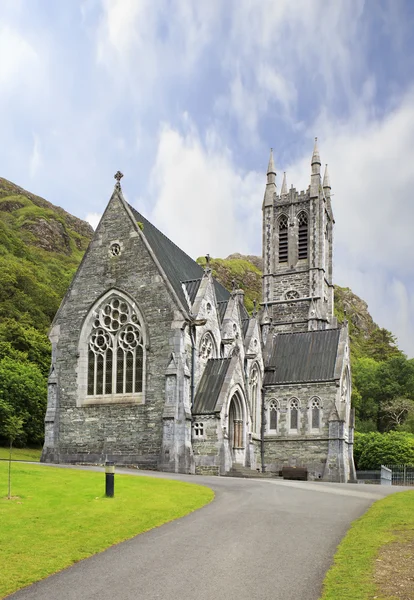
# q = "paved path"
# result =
<box><xmin>8</xmin><ymin>466</ymin><xmax>405</xmax><ymax>600</ymax></box>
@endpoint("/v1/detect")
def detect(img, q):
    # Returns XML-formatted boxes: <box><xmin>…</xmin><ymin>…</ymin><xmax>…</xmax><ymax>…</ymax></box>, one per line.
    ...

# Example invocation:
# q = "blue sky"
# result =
<box><xmin>1</xmin><ymin>0</ymin><xmax>414</xmax><ymax>356</ymax></box>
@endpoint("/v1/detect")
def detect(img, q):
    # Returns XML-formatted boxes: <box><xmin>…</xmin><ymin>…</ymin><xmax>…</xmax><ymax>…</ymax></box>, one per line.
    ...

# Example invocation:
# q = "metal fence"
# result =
<box><xmin>356</xmin><ymin>465</ymin><xmax>414</xmax><ymax>486</ymax></box>
<box><xmin>384</xmin><ymin>464</ymin><xmax>414</xmax><ymax>486</ymax></box>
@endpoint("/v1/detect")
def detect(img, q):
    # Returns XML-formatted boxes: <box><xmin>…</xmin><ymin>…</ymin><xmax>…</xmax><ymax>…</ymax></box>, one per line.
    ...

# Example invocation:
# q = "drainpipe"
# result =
<box><xmin>190</xmin><ymin>325</ymin><xmax>196</xmax><ymax>409</ymax></box>
<box><xmin>260</xmin><ymin>386</ymin><xmax>266</xmax><ymax>473</ymax></box>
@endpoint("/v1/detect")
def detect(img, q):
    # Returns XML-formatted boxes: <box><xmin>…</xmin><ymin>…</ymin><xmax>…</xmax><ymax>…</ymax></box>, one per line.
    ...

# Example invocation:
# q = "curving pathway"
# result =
<box><xmin>8</xmin><ymin>466</ymin><xmax>405</xmax><ymax>600</ymax></box>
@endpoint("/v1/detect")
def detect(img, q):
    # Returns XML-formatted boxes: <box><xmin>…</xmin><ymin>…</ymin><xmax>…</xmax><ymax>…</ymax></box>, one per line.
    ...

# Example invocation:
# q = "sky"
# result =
<box><xmin>1</xmin><ymin>0</ymin><xmax>414</xmax><ymax>357</ymax></box>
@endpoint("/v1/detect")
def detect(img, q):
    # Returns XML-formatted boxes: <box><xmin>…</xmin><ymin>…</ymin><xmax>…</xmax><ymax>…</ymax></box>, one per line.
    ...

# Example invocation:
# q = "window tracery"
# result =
<box><xmin>285</xmin><ymin>290</ymin><xmax>300</xmax><ymax>300</ymax></box>
<box><xmin>199</xmin><ymin>332</ymin><xmax>216</xmax><ymax>359</ymax></box>
<box><xmin>289</xmin><ymin>398</ymin><xmax>300</xmax><ymax>431</ymax></box>
<box><xmin>250</xmin><ymin>368</ymin><xmax>259</xmax><ymax>432</ymax></box>
<box><xmin>297</xmin><ymin>212</ymin><xmax>308</xmax><ymax>260</ymax></box>
<box><xmin>278</xmin><ymin>215</ymin><xmax>288</xmax><ymax>263</ymax></box>
<box><xmin>267</xmin><ymin>399</ymin><xmax>279</xmax><ymax>432</ymax></box>
<box><xmin>310</xmin><ymin>397</ymin><xmax>321</xmax><ymax>430</ymax></box>
<box><xmin>87</xmin><ymin>296</ymin><xmax>144</xmax><ymax>397</ymax></box>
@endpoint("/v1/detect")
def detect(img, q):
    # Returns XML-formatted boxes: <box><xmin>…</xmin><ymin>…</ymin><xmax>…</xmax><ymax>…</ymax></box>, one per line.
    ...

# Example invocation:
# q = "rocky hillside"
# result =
<box><xmin>0</xmin><ymin>178</ymin><xmax>94</xmax><ymax>374</ymax></box>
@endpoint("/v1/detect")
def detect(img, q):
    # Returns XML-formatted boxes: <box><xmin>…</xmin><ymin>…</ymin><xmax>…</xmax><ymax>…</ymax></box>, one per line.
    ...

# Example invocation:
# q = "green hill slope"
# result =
<box><xmin>0</xmin><ymin>178</ymin><xmax>93</xmax><ymax>444</ymax></box>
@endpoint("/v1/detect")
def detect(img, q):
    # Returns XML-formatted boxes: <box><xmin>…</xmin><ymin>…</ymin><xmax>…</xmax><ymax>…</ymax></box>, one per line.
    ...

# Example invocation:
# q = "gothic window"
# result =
<box><xmin>250</xmin><ymin>367</ymin><xmax>259</xmax><ymax>432</ymax></box>
<box><xmin>267</xmin><ymin>399</ymin><xmax>279</xmax><ymax>432</ymax></box>
<box><xmin>194</xmin><ymin>422</ymin><xmax>204</xmax><ymax>437</ymax></box>
<box><xmin>310</xmin><ymin>397</ymin><xmax>321</xmax><ymax>431</ymax></box>
<box><xmin>87</xmin><ymin>296</ymin><xmax>144</xmax><ymax>397</ymax></box>
<box><xmin>278</xmin><ymin>215</ymin><xmax>288</xmax><ymax>263</ymax></box>
<box><xmin>298</xmin><ymin>212</ymin><xmax>308</xmax><ymax>260</ymax></box>
<box><xmin>289</xmin><ymin>398</ymin><xmax>300</xmax><ymax>432</ymax></box>
<box><xmin>199</xmin><ymin>332</ymin><xmax>216</xmax><ymax>359</ymax></box>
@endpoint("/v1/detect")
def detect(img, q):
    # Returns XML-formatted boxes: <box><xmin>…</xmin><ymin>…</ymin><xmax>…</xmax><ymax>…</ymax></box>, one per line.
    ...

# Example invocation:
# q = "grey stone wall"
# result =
<box><xmin>42</xmin><ymin>192</ymin><xmax>187</xmax><ymax>468</ymax></box>
<box><xmin>263</xmin><ymin>381</ymin><xmax>352</xmax><ymax>481</ymax></box>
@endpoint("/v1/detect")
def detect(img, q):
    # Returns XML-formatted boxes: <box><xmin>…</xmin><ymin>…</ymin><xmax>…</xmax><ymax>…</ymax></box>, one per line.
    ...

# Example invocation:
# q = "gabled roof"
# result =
<box><xmin>193</xmin><ymin>358</ymin><xmax>232</xmax><ymax>414</ymax></box>
<box><xmin>264</xmin><ymin>328</ymin><xmax>341</xmax><ymax>385</ymax></box>
<box><xmin>217</xmin><ymin>301</ymin><xmax>228</xmax><ymax>323</ymax></box>
<box><xmin>128</xmin><ymin>204</ymin><xmax>230</xmax><ymax>310</ymax></box>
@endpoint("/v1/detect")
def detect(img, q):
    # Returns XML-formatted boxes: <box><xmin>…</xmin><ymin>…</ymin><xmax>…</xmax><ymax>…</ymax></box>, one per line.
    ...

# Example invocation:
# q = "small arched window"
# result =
<box><xmin>199</xmin><ymin>332</ymin><xmax>216</xmax><ymax>359</ymax></box>
<box><xmin>87</xmin><ymin>295</ymin><xmax>144</xmax><ymax>397</ymax></box>
<box><xmin>278</xmin><ymin>215</ymin><xmax>288</xmax><ymax>263</ymax></box>
<box><xmin>310</xmin><ymin>397</ymin><xmax>321</xmax><ymax>431</ymax></box>
<box><xmin>267</xmin><ymin>399</ymin><xmax>279</xmax><ymax>432</ymax></box>
<box><xmin>289</xmin><ymin>398</ymin><xmax>300</xmax><ymax>432</ymax></box>
<box><xmin>298</xmin><ymin>212</ymin><xmax>308</xmax><ymax>260</ymax></box>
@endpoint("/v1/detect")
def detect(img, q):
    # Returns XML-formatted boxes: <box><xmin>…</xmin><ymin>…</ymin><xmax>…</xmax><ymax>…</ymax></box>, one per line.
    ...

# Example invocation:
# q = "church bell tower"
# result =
<box><xmin>262</xmin><ymin>139</ymin><xmax>336</xmax><ymax>333</ymax></box>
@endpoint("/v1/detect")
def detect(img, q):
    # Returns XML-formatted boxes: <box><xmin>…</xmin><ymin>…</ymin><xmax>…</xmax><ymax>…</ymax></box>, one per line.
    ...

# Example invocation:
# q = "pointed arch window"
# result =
<box><xmin>310</xmin><ymin>397</ymin><xmax>322</xmax><ymax>431</ymax></box>
<box><xmin>298</xmin><ymin>212</ymin><xmax>308</xmax><ymax>260</ymax></box>
<box><xmin>278</xmin><ymin>215</ymin><xmax>288</xmax><ymax>263</ymax></box>
<box><xmin>267</xmin><ymin>399</ymin><xmax>279</xmax><ymax>433</ymax></box>
<box><xmin>289</xmin><ymin>398</ymin><xmax>300</xmax><ymax>432</ymax></box>
<box><xmin>199</xmin><ymin>332</ymin><xmax>217</xmax><ymax>359</ymax></box>
<box><xmin>86</xmin><ymin>296</ymin><xmax>144</xmax><ymax>398</ymax></box>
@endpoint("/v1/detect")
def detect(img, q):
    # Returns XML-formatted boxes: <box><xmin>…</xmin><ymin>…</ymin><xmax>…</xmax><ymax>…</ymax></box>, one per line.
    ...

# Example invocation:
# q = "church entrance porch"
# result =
<box><xmin>228</xmin><ymin>393</ymin><xmax>246</xmax><ymax>465</ymax></box>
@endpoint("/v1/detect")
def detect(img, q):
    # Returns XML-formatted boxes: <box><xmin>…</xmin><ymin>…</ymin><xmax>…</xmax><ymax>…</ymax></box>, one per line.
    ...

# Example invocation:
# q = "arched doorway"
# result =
<box><xmin>228</xmin><ymin>393</ymin><xmax>245</xmax><ymax>464</ymax></box>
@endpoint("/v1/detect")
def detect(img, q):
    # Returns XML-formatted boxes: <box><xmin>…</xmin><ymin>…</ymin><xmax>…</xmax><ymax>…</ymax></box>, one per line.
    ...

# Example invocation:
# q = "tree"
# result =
<box><xmin>4</xmin><ymin>414</ymin><xmax>25</xmax><ymax>499</ymax></box>
<box><xmin>356</xmin><ymin>431</ymin><xmax>414</xmax><ymax>469</ymax></box>
<box><xmin>0</xmin><ymin>357</ymin><xmax>47</xmax><ymax>445</ymax></box>
<box><xmin>382</xmin><ymin>397</ymin><xmax>414</xmax><ymax>429</ymax></box>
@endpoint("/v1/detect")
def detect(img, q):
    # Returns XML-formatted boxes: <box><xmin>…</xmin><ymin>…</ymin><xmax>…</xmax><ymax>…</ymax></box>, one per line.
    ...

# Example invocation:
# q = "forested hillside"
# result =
<box><xmin>0</xmin><ymin>178</ymin><xmax>93</xmax><ymax>445</ymax></box>
<box><xmin>0</xmin><ymin>177</ymin><xmax>412</xmax><ymax>449</ymax></box>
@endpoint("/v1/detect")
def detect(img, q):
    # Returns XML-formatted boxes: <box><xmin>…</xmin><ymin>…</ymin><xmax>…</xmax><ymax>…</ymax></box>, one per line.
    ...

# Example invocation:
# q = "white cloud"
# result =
<box><xmin>85</xmin><ymin>212</ymin><xmax>102</xmax><ymax>230</ymax></box>
<box><xmin>145</xmin><ymin>119</ymin><xmax>262</xmax><ymax>260</ymax></box>
<box><xmin>0</xmin><ymin>25</ymin><xmax>40</xmax><ymax>89</ymax></box>
<box><xmin>29</xmin><ymin>134</ymin><xmax>42</xmax><ymax>178</ymax></box>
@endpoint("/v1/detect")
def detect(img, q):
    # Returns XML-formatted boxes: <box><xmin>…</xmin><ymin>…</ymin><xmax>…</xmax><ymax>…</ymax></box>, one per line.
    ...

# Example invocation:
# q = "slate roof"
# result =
<box><xmin>128</xmin><ymin>204</ymin><xmax>230</xmax><ymax>309</ymax></box>
<box><xmin>264</xmin><ymin>328</ymin><xmax>341</xmax><ymax>385</ymax></box>
<box><xmin>182</xmin><ymin>279</ymin><xmax>201</xmax><ymax>306</ymax></box>
<box><xmin>193</xmin><ymin>358</ymin><xmax>232</xmax><ymax>414</ymax></box>
<box><xmin>217</xmin><ymin>301</ymin><xmax>228</xmax><ymax>323</ymax></box>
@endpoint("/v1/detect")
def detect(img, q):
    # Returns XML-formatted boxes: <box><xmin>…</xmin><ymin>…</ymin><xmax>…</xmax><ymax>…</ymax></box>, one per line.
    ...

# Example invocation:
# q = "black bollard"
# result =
<box><xmin>105</xmin><ymin>461</ymin><xmax>115</xmax><ymax>497</ymax></box>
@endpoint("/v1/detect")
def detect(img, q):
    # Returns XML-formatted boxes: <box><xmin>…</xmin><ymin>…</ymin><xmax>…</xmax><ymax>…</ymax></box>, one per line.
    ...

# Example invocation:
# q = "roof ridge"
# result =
<box><xmin>275</xmin><ymin>327</ymin><xmax>340</xmax><ymax>337</ymax></box>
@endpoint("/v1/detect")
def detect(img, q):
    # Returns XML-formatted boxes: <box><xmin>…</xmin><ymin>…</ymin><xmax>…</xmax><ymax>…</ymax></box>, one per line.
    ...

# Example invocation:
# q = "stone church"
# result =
<box><xmin>42</xmin><ymin>140</ymin><xmax>356</xmax><ymax>482</ymax></box>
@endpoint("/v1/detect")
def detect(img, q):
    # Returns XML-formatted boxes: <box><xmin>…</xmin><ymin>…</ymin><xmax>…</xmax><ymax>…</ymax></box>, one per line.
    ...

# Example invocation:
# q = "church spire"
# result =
<box><xmin>263</xmin><ymin>148</ymin><xmax>276</xmax><ymax>208</ymax></box>
<box><xmin>310</xmin><ymin>137</ymin><xmax>321</xmax><ymax>198</ymax></box>
<box><xmin>323</xmin><ymin>164</ymin><xmax>331</xmax><ymax>192</ymax></box>
<box><xmin>311</xmin><ymin>138</ymin><xmax>321</xmax><ymax>171</ymax></box>
<box><xmin>267</xmin><ymin>148</ymin><xmax>276</xmax><ymax>184</ymax></box>
<box><xmin>281</xmin><ymin>171</ymin><xmax>287</xmax><ymax>196</ymax></box>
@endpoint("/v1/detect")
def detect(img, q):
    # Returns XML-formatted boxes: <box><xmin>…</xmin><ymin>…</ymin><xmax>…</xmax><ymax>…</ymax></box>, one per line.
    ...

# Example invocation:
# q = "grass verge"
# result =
<box><xmin>0</xmin><ymin>447</ymin><xmax>41</xmax><ymax>462</ymax></box>
<box><xmin>320</xmin><ymin>490</ymin><xmax>414</xmax><ymax>600</ymax></box>
<box><xmin>0</xmin><ymin>462</ymin><xmax>213</xmax><ymax>598</ymax></box>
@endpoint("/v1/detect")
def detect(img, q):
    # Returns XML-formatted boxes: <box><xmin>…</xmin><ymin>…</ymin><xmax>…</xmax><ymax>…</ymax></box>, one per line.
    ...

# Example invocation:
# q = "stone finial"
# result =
<box><xmin>204</xmin><ymin>253</ymin><xmax>211</xmax><ymax>275</ymax></box>
<box><xmin>311</xmin><ymin>137</ymin><xmax>321</xmax><ymax>166</ymax></box>
<box><xmin>252</xmin><ymin>299</ymin><xmax>258</xmax><ymax>317</ymax></box>
<box><xmin>267</xmin><ymin>148</ymin><xmax>276</xmax><ymax>185</ymax></box>
<box><xmin>323</xmin><ymin>164</ymin><xmax>331</xmax><ymax>190</ymax></box>
<box><xmin>281</xmin><ymin>171</ymin><xmax>287</xmax><ymax>196</ymax></box>
<box><xmin>232</xmin><ymin>279</ymin><xmax>237</xmax><ymax>292</ymax></box>
<box><xmin>114</xmin><ymin>171</ymin><xmax>124</xmax><ymax>190</ymax></box>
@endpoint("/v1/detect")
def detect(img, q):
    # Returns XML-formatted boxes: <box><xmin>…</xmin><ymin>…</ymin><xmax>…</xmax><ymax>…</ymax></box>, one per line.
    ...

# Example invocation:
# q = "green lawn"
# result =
<box><xmin>320</xmin><ymin>490</ymin><xmax>414</xmax><ymax>599</ymax></box>
<box><xmin>0</xmin><ymin>462</ymin><xmax>214</xmax><ymax>598</ymax></box>
<box><xmin>0</xmin><ymin>447</ymin><xmax>41</xmax><ymax>461</ymax></box>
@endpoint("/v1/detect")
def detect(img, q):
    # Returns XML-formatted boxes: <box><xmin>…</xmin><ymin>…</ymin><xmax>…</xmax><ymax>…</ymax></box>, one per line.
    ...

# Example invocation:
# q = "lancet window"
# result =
<box><xmin>310</xmin><ymin>397</ymin><xmax>321</xmax><ymax>431</ymax></box>
<box><xmin>298</xmin><ymin>212</ymin><xmax>308</xmax><ymax>260</ymax></box>
<box><xmin>87</xmin><ymin>296</ymin><xmax>144</xmax><ymax>397</ymax></box>
<box><xmin>250</xmin><ymin>367</ymin><xmax>259</xmax><ymax>432</ymax></box>
<box><xmin>289</xmin><ymin>398</ymin><xmax>300</xmax><ymax>432</ymax></box>
<box><xmin>278</xmin><ymin>215</ymin><xmax>288</xmax><ymax>263</ymax></box>
<box><xmin>199</xmin><ymin>332</ymin><xmax>216</xmax><ymax>359</ymax></box>
<box><xmin>267</xmin><ymin>399</ymin><xmax>279</xmax><ymax>432</ymax></box>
